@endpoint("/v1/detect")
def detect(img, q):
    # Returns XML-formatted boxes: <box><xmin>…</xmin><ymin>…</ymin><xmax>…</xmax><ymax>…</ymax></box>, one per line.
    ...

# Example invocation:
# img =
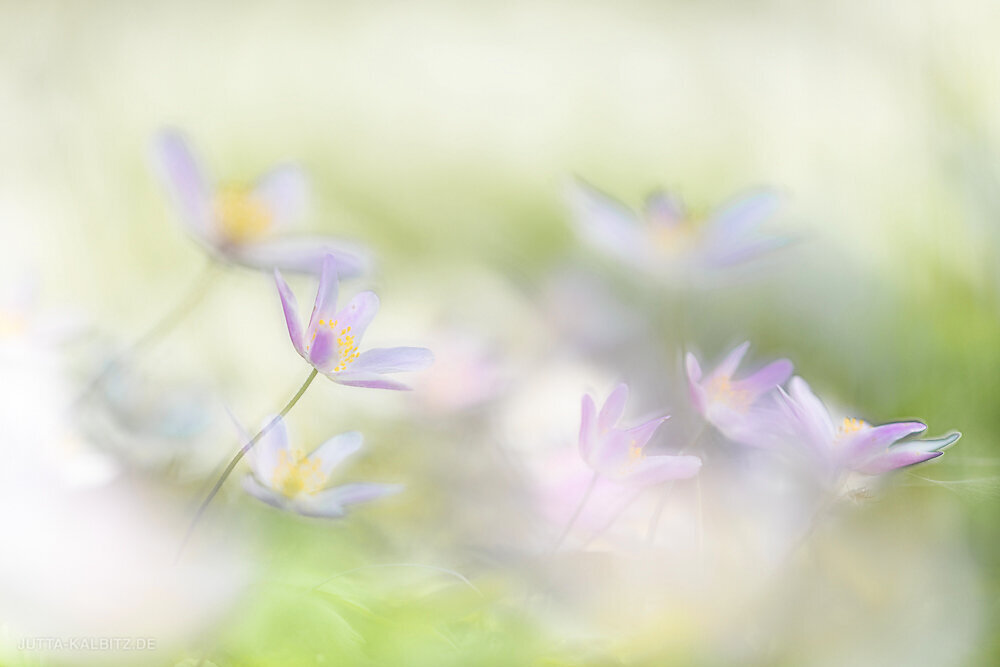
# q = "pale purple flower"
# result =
<box><xmin>579</xmin><ymin>383</ymin><xmax>701</xmax><ymax>486</ymax></box>
<box><xmin>567</xmin><ymin>180</ymin><xmax>788</xmax><ymax>277</ymax></box>
<box><xmin>275</xmin><ymin>253</ymin><xmax>433</xmax><ymax>390</ymax></box>
<box><xmin>151</xmin><ymin>129</ymin><xmax>370</xmax><ymax>276</ymax></box>
<box><xmin>241</xmin><ymin>416</ymin><xmax>402</xmax><ymax>518</ymax></box>
<box><xmin>776</xmin><ymin>376</ymin><xmax>960</xmax><ymax>478</ymax></box>
<box><xmin>686</xmin><ymin>342</ymin><xmax>793</xmax><ymax>446</ymax></box>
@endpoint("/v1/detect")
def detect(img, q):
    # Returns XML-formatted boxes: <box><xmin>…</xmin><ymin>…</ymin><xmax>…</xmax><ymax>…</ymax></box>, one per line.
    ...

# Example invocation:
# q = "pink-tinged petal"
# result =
<box><xmin>625</xmin><ymin>414</ymin><xmax>670</xmax><ymax>450</ymax></box>
<box><xmin>579</xmin><ymin>394</ymin><xmax>599</xmax><ymax>463</ymax></box>
<box><xmin>252</xmin><ymin>165</ymin><xmax>308</xmax><ymax>229</ymax></box>
<box><xmin>713</xmin><ymin>341</ymin><xmax>750</xmax><ymax>379</ymax></box>
<box><xmin>307</xmin><ymin>254</ymin><xmax>340</xmax><ymax>333</ymax></box>
<box><xmin>855</xmin><ymin>450</ymin><xmax>943</xmax><ymax>476</ymax></box>
<box><xmin>704</xmin><ymin>235</ymin><xmax>792</xmax><ymax>268</ymax></box>
<box><xmin>350</xmin><ymin>347</ymin><xmax>434</xmax><ymax>374</ymax></box>
<box><xmin>252</xmin><ymin>414</ymin><xmax>290</xmax><ymax>483</ymax></box>
<box><xmin>644</xmin><ymin>191</ymin><xmax>685</xmax><ymax>228</ymax></box>
<box><xmin>330</xmin><ymin>371</ymin><xmax>413</xmax><ymax>390</ymax></box>
<box><xmin>150</xmin><ymin>129</ymin><xmax>213</xmax><ymax>238</ymax></box>
<box><xmin>295</xmin><ymin>482</ymin><xmax>404</xmax><ymax>518</ymax></box>
<box><xmin>566</xmin><ymin>180</ymin><xmax>646</xmax><ymax>262</ymax></box>
<box><xmin>332</xmin><ymin>291</ymin><xmax>379</xmax><ymax>342</ymax></box>
<box><xmin>787</xmin><ymin>376</ymin><xmax>835</xmax><ymax>443</ymax></box>
<box><xmin>229</xmin><ymin>237</ymin><xmax>371</xmax><ymax>277</ymax></box>
<box><xmin>242</xmin><ymin>475</ymin><xmax>287</xmax><ymax>509</ymax></box>
<box><xmin>274</xmin><ymin>269</ymin><xmax>305</xmax><ymax>356</ymax></box>
<box><xmin>307</xmin><ymin>326</ymin><xmax>337</xmax><ymax>370</ymax></box>
<box><xmin>620</xmin><ymin>454</ymin><xmax>702</xmax><ymax>487</ymax></box>
<box><xmin>310</xmin><ymin>431</ymin><xmax>363</xmax><ymax>477</ymax></box>
<box><xmin>734</xmin><ymin>358</ymin><xmax>793</xmax><ymax>397</ymax></box>
<box><xmin>705</xmin><ymin>189</ymin><xmax>780</xmax><ymax>240</ymax></box>
<box><xmin>598</xmin><ymin>383</ymin><xmax>629</xmax><ymax>432</ymax></box>
<box><xmin>853</xmin><ymin>432</ymin><xmax>959</xmax><ymax>475</ymax></box>
<box><xmin>840</xmin><ymin>421</ymin><xmax>926</xmax><ymax>469</ymax></box>
<box><xmin>686</xmin><ymin>353</ymin><xmax>708</xmax><ymax>416</ymax></box>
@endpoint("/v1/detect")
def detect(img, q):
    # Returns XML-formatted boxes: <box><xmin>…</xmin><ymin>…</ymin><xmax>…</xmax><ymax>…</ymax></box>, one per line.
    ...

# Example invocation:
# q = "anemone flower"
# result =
<box><xmin>240</xmin><ymin>417</ymin><xmax>401</xmax><ymax>518</ymax></box>
<box><xmin>776</xmin><ymin>376</ymin><xmax>959</xmax><ymax>479</ymax></box>
<box><xmin>686</xmin><ymin>342</ymin><xmax>793</xmax><ymax>446</ymax></box>
<box><xmin>567</xmin><ymin>180</ymin><xmax>788</xmax><ymax>278</ymax></box>
<box><xmin>579</xmin><ymin>383</ymin><xmax>702</xmax><ymax>486</ymax></box>
<box><xmin>275</xmin><ymin>254</ymin><xmax>433</xmax><ymax>390</ymax></box>
<box><xmin>152</xmin><ymin>129</ymin><xmax>369</xmax><ymax>276</ymax></box>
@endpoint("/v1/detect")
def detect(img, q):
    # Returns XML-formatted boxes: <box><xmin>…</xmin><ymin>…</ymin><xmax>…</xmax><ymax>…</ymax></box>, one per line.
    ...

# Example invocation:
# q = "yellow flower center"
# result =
<box><xmin>309</xmin><ymin>319</ymin><xmax>360</xmax><ymax>372</ymax></box>
<box><xmin>649</xmin><ymin>220</ymin><xmax>698</xmax><ymax>255</ymax></box>
<box><xmin>837</xmin><ymin>417</ymin><xmax>868</xmax><ymax>440</ymax></box>
<box><xmin>707</xmin><ymin>375</ymin><xmax>751</xmax><ymax>412</ymax></box>
<box><xmin>213</xmin><ymin>187</ymin><xmax>272</xmax><ymax>243</ymax></box>
<box><xmin>620</xmin><ymin>439</ymin><xmax>644</xmax><ymax>474</ymax></box>
<box><xmin>271</xmin><ymin>448</ymin><xmax>327</xmax><ymax>498</ymax></box>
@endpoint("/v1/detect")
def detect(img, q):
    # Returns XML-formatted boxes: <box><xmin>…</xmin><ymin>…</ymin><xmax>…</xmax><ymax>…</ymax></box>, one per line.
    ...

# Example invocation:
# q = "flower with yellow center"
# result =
<box><xmin>242</xmin><ymin>417</ymin><xmax>403</xmax><ymax>518</ymax></box>
<box><xmin>213</xmin><ymin>187</ymin><xmax>273</xmax><ymax>244</ymax></box>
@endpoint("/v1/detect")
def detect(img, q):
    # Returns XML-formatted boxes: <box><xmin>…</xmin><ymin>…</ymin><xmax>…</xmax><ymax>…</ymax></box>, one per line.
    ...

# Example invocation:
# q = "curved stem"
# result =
<box><xmin>176</xmin><ymin>368</ymin><xmax>318</xmax><ymax>562</ymax></box>
<box><xmin>551</xmin><ymin>471</ymin><xmax>599</xmax><ymax>553</ymax></box>
<box><xmin>74</xmin><ymin>258</ymin><xmax>219</xmax><ymax>406</ymax></box>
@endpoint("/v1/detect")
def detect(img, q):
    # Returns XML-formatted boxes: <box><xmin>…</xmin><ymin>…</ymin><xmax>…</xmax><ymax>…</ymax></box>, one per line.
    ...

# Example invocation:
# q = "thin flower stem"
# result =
<box><xmin>551</xmin><ymin>471</ymin><xmax>599</xmax><ymax>553</ymax></box>
<box><xmin>646</xmin><ymin>423</ymin><xmax>707</xmax><ymax>545</ymax></box>
<box><xmin>73</xmin><ymin>257</ymin><xmax>220</xmax><ymax>406</ymax></box>
<box><xmin>176</xmin><ymin>368</ymin><xmax>319</xmax><ymax>562</ymax></box>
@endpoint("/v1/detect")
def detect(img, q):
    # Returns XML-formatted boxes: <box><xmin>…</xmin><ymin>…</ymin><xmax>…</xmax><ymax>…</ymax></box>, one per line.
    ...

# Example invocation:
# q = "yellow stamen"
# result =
<box><xmin>707</xmin><ymin>375</ymin><xmax>751</xmax><ymax>412</ymax></box>
<box><xmin>271</xmin><ymin>448</ymin><xmax>327</xmax><ymax>498</ymax></box>
<box><xmin>837</xmin><ymin>417</ymin><xmax>868</xmax><ymax>439</ymax></box>
<box><xmin>213</xmin><ymin>187</ymin><xmax>272</xmax><ymax>243</ymax></box>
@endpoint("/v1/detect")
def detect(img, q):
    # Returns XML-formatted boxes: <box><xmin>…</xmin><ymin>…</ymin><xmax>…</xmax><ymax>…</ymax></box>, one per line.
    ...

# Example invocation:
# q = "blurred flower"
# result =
<box><xmin>413</xmin><ymin>328</ymin><xmax>507</xmax><ymax>413</ymax></box>
<box><xmin>567</xmin><ymin>180</ymin><xmax>788</xmax><ymax>279</ymax></box>
<box><xmin>151</xmin><ymin>128</ymin><xmax>370</xmax><ymax>276</ymax></box>
<box><xmin>686</xmin><ymin>341</ymin><xmax>793</xmax><ymax>446</ymax></box>
<box><xmin>275</xmin><ymin>254</ymin><xmax>433</xmax><ymax>389</ymax></box>
<box><xmin>241</xmin><ymin>416</ymin><xmax>402</xmax><ymax>518</ymax></box>
<box><xmin>580</xmin><ymin>383</ymin><xmax>701</xmax><ymax>486</ymax></box>
<box><xmin>776</xmin><ymin>376</ymin><xmax>960</xmax><ymax>479</ymax></box>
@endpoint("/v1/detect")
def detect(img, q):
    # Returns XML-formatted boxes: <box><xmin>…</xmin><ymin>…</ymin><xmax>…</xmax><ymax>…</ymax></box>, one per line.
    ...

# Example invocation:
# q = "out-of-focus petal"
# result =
<box><xmin>241</xmin><ymin>475</ymin><xmax>286</xmax><ymax>509</ymax></box>
<box><xmin>705</xmin><ymin>189</ymin><xmax>780</xmax><ymax>240</ymax></box>
<box><xmin>295</xmin><ymin>482</ymin><xmax>404</xmax><ymax>518</ymax></box>
<box><xmin>307</xmin><ymin>254</ymin><xmax>340</xmax><ymax>333</ymax></box>
<box><xmin>713</xmin><ymin>341</ymin><xmax>751</xmax><ymax>379</ymax></box>
<box><xmin>251</xmin><ymin>415</ymin><xmax>290</xmax><ymax>484</ymax></box>
<box><xmin>624</xmin><ymin>414</ymin><xmax>670</xmax><ymax>450</ymax></box>
<box><xmin>855</xmin><ymin>450</ymin><xmax>943</xmax><ymax>476</ymax></box>
<box><xmin>274</xmin><ymin>269</ymin><xmax>305</xmax><ymax>356</ymax></box>
<box><xmin>150</xmin><ymin>129</ymin><xmax>213</xmax><ymax>239</ymax></box>
<box><xmin>620</xmin><ymin>454</ymin><xmax>702</xmax><ymax>486</ymax></box>
<box><xmin>840</xmin><ymin>421</ymin><xmax>926</xmax><ymax>469</ymax></box>
<box><xmin>787</xmin><ymin>376</ymin><xmax>835</xmax><ymax>443</ymax></box>
<box><xmin>252</xmin><ymin>165</ymin><xmax>308</xmax><ymax>229</ymax></box>
<box><xmin>333</xmin><ymin>291</ymin><xmax>380</xmax><ymax>343</ymax></box>
<box><xmin>310</xmin><ymin>431</ymin><xmax>363</xmax><ymax>477</ymax></box>
<box><xmin>644</xmin><ymin>191</ymin><xmax>685</xmax><ymax>227</ymax></box>
<box><xmin>566</xmin><ymin>180</ymin><xmax>646</xmax><ymax>263</ymax></box>
<box><xmin>350</xmin><ymin>347</ymin><xmax>433</xmax><ymax>374</ymax></box>
<box><xmin>598</xmin><ymin>383</ymin><xmax>629</xmax><ymax>432</ymax></box>
<box><xmin>579</xmin><ymin>394</ymin><xmax>598</xmax><ymax>462</ymax></box>
<box><xmin>734</xmin><ymin>359</ymin><xmax>793</xmax><ymax>397</ymax></box>
<box><xmin>685</xmin><ymin>353</ymin><xmax>707</xmax><ymax>416</ymax></box>
<box><xmin>229</xmin><ymin>237</ymin><xmax>372</xmax><ymax>277</ymax></box>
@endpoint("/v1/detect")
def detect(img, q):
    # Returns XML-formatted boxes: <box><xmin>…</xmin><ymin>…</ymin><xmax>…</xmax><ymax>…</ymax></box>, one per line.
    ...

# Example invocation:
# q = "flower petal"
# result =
<box><xmin>713</xmin><ymin>341</ymin><xmax>750</xmax><ymax>379</ymax></box>
<box><xmin>307</xmin><ymin>325</ymin><xmax>337</xmax><ymax>370</ymax></box>
<box><xmin>242</xmin><ymin>475</ymin><xmax>287</xmax><ymax>509</ymax></box>
<box><xmin>855</xmin><ymin>450</ymin><xmax>942</xmax><ymax>476</ymax></box>
<box><xmin>579</xmin><ymin>393</ymin><xmax>599</xmax><ymax>463</ymax></box>
<box><xmin>625</xmin><ymin>414</ymin><xmax>670</xmax><ymax>450</ymax></box>
<box><xmin>598</xmin><ymin>383</ymin><xmax>629</xmax><ymax>432</ymax></box>
<box><xmin>705</xmin><ymin>189</ymin><xmax>780</xmax><ymax>240</ymax></box>
<box><xmin>329</xmin><ymin>371</ymin><xmax>413</xmax><ymax>390</ymax></box>
<box><xmin>685</xmin><ymin>352</ymin><xmax>707</xmax><ymax>415</ymax></box>
<box><xmin>620</xmin><ymin>454</ymin><xmax>702</xmax><ymax>486</ymax></box>
<box><xmin>274</xmin><ymin>269</ymin><xmax>305</xmax><ymax>356</ymax></box>
<box><xmin>229</xmin><ymin>237</ymin><xmax>372</xmax><ymax>277</ymax></box>
<box><xmin>350</xmin><ymin>347</ymin><xmax>434</xmax><ymax>374</ymax></box>
<box><xmin>787</xmin><ymin>376</ymin><xmax>835</xmax><ymax>444</ymax></box>
<box><xmin>252</xmin><ymin>165</ymin><xmax>308</xmax><ymax>229</ymax></box>
<box><xmin>307</xmin><ymin>254</ymin><xmax>340</xmax><ymax>333</ymax></box>
<box><xmin>644</xmin><ymin>191</ymin><xmax>685</xmax><ymax>227</ymax></box>
<box><xmin>734</xmin><ymin>358</ymin><xmax>793</xmax><ymax>397</ymax></box>
<box><xmin>566</xmin><ymin>180</ymin><xmax>646</xmax><ymax>262</ymax></box>
<box><xmin>150</xmin><ymin>129</ymin><xmax>213</xmax><ymax>238</ymax></box>
<box><xmin>295</xmin><ymin>482</ymin><xmax>404</xmax><ymax>518</ymax></box>
<box><xmin>840</xmin><ymin>421</ymin><xmax>926</xmax><ymax>469</ymax></box>
<box><xmin>332</xmin><ymin>291</ymin><xmax>380</xmax><ymax>343</ymax></box>
<box><xmin>252</xmin><ymin>414</ymin><xmax>290</xmax><ymax>484</ymax></box>
<box><xmin>310</xmin><ymin>431</ymin><xmax>363</xmax><ymax>477</ymax></box>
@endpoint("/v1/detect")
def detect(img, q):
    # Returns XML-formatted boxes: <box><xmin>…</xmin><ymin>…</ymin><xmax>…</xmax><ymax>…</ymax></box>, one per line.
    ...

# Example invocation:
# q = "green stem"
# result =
<box><xmin>551</xmin><ymin>471</ymin><xmax>599</xmax><ymax>552</ymax></box>
<box><xmin>176</xmin><ymin>368</ymin><xmax>318</xmax><ymax>562</ymax></box>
